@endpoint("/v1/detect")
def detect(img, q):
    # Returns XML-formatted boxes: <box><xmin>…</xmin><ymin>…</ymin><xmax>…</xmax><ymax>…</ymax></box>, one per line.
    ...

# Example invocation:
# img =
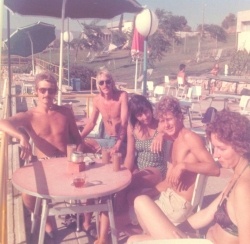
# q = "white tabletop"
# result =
<box><xmin>12</xmin><ymin>157</ymin><xmax>131</xmax><ymax>201</ymax></box>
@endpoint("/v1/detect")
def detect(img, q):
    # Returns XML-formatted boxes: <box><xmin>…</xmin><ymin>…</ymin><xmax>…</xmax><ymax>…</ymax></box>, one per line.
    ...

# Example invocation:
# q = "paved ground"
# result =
<box><xmin>12</xmin><ymin>80</ymin><xmax>244</xmax><ymax>244</ymax></box>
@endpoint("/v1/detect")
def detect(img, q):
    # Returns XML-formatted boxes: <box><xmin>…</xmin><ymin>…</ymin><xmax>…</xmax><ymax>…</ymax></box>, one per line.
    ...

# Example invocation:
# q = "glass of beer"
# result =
<box><xmin>67</xmin><ymin>144</ymin><xmax>77</xmax><ymax>161</ymax></box>
<box><xmin>102</xmin><ymin>147</ymin><xmax>111</xmax><ymax>164</ymax></box>
<box><xmin>112</xmin><ymin>152</ymin><xmax>122</xmax><ymax>171</ymax></box>
<box><xmin>73</xmin><ymin>172</ymin><xmax>86</xmax><ymax>188</ymax></box>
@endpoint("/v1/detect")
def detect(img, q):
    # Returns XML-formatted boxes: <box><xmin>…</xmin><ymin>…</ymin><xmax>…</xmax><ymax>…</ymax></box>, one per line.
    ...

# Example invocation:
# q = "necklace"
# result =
<box><xmin>104</xmin><ymin>100</ymin><xmax>113</xmax><ymax>125</ymax></box>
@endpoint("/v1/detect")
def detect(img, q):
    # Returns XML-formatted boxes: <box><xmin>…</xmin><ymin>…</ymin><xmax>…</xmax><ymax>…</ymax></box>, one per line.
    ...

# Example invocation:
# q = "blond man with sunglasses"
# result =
<box><xmin>80</xmin><ymin>69</ymin><xmax>128</xmax><ymax>237</ymax></box>
<box><xmin>0</xmin><ymin>70</ymin><xmax>82</xmax><ymax>242</ymax></box>
<box><xmin>81</xmin><ymin>69</ymin><xmax>128</xmax><ymax>155</ymax></box>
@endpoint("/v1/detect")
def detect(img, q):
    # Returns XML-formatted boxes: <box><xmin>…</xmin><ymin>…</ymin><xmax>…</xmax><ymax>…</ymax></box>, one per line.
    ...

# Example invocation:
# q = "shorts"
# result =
<box><xmin>154</xmin><ymin>188</ymin><xmax>192</xmax><ymax>225</ymax></box>
<box><xmin>95</xmin><ymin>133</ymin><xmax>126</xmax><ymax>151</ymax></box>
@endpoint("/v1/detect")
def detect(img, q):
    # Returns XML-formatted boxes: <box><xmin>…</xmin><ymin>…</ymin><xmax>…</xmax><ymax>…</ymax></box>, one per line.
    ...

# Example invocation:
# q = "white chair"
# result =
<box><xmin>186</xmin><ymin>86</ymin><xmax>203</xmax><ymax>119</ymax></box>
<box><xmin>141</xmin><ymin>81</ymin><xmax>154</xmax><ymax>96</ymax></box>
<box><xmin>177</xmin><ymin>77</ymin><xmax>187</xmax><ymax>99</ymax></box>
<box><xmin>154</xmin><ymin>86</ymin><xmax>165</xmax><ymax>98</ymax></box>
<box><xmin>164</xmin><ymin>75</ymin><xmax>177</xmax><ymax>96</ymax></box>
<box><xmin>134</xmin><ymin>239</ymin><xmax>213</xmax><ymax>244</ymax></box>
<box><xmin>239</xmin><ymin>95</ymin><xmax>250</xmax><ymax>114</ymax></box>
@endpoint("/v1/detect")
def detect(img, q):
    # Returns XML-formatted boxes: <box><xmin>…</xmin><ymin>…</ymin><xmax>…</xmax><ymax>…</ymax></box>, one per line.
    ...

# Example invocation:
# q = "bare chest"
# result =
<box><xmin>98</xmin><ymin>100</ymin><xmax>121</xmax><ymax>119</ymax></box>
<box><xmin>28</xmin><ymin>112</ymin><xmax>69</xmax><ymax>137</ymax></box>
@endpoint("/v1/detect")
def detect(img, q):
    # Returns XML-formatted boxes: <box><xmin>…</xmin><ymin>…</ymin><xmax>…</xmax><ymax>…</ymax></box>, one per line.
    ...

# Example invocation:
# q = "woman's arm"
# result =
<box><xmin>123</xmin><ymin>123</ymin><xmax>136</xmax><ymax>171</ymax></box>
<box><xmin>187</xmin><ymin>191</ymin><xmax>223</xmax><ymax>230</ymax></box>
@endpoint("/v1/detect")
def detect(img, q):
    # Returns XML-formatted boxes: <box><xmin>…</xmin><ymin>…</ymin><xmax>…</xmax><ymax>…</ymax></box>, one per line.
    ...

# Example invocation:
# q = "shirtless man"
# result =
<box><xmin>177</xmin><ymin>63</ymin><xmax>188</xmax><ymax>87</ymax></box>
<box><xmin>126</xmin><ymin>96</ymin><xmax>220</xmax><ymax>242</ymax></box>
<box><xmin>80</xmin><ymin>69</ymin><xmax>128</xmax><ymax>237</ymax></box>
<box><xmin>0</xmin><ymin>71</ymin><xmax>82</xmax><ymax>242</ymax></box>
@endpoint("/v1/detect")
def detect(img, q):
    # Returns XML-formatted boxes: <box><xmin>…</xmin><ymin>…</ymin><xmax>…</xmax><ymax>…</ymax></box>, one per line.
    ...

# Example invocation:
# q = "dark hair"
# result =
<box><xmin>179</xmin><ymin>63</ymin><xmax>186</xmax><ymax>71</ymax></box>
<box><xmin>35</xmin><ymin>70</ymin><xmax>58</xmax><ymax>91</ymax></box>
<box><xmin>154</xmin><ymin>96</ymin><xmax>183</xmax><ymax>120</ymax></box>
<box><xmin>128</xmin><ymin>95</ymin><xmax>153</xmax><ymax>128</ymax></box>
<box><xmin>206</xmin><ymin>110</ymin><xmax>250</xmax><ymax>159</ymax></box>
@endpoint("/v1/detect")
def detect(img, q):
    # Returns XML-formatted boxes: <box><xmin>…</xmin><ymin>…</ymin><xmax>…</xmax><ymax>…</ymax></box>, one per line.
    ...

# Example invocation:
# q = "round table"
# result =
<box><xmin>12</xmin><ymin>157</ymin><xmax>131</xmax><ymax>244</ymax></box>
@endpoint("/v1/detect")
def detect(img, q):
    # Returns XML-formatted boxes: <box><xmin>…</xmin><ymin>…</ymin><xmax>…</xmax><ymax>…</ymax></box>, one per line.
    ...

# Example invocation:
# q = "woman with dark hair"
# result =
<box><xmin>127</xmin><ymin>109</ymin><xmax>250</xmax><ymax>244</ymax></box>
<box><xmin>94</xmin><ymin>95</ymin><xmax>171</xmax><ymax>244</ymax></box>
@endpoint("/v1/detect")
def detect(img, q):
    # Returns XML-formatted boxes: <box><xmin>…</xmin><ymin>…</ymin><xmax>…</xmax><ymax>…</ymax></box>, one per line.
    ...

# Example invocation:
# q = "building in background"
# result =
<box><xmin>237</xmin><ymin>10</ymin><xmax>250</xmax><ymax>52</ymax></box>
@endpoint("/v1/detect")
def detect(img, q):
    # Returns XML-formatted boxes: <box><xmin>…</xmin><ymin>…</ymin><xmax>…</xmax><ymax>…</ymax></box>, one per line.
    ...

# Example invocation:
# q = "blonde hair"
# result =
<box><xmin>96</xmin><ymin>69</ymin><xmax>117</xmax><ymax>95</ymax></box>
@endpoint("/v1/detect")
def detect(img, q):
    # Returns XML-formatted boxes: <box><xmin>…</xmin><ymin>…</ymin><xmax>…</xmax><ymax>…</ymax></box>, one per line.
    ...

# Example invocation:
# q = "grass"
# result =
<box><xmin>37</xmin><ymin>33</ymin><xmax>237</xmax><ymax>89</ymax></box>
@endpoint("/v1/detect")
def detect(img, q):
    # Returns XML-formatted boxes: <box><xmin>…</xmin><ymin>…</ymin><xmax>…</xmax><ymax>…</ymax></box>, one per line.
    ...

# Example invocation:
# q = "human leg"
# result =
<box><xmin>22</xmin><ymin>193</ymin><xmax>55</xmax><ymax>242</ymax></box>
<box><xmin>132</xmin><ymin>195</ymin><xmax>185</xmax><ymax>240</ymax></box>
<box><xmin>127</xmin><ymin>167</ymin><xmax>162</xmax><ymax>205</ymax></box>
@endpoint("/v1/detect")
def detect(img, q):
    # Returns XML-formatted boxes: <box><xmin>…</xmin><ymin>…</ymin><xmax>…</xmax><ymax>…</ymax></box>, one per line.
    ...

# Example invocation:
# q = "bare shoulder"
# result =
<box><xmin>93</xmin><ymin>94</ymin><xmax>102</xmax><ymax>107</ymax></box>
<box><xmin>235</xmin><ymin>171</ymin><xmax>250</xmax><ymax>197</ymax></box>
<box><xmin>114</xmin><ymin>90</ymin><xmax>128</xmax><ymax>101</ymax></box>
<box><xmin>181</xmin><ymin>128</ymin><xmax>204</xmax><ymax>146</ymax></box>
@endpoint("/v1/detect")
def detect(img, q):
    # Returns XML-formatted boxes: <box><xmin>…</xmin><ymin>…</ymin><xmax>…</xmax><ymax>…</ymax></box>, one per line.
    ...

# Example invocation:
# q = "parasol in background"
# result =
<box><xmin>131</xmin><ymin>27</ymin><xmax>144</xmax><ymax>91</ymax></box>
<box><xmin>4</xmin><ymin>0</ymin><xmax>143</xmax><ymax>105</ymax></box>
<box><xmin>4</xmin><ymin>21</ymin><xmax>56</xmax><ymax>75</ymax></box>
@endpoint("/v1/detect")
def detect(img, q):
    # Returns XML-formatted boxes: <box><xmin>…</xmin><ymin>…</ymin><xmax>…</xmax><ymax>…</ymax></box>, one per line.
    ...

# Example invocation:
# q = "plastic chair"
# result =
<box><xmin>239</xmin><ymin>95</ymin><xmax>250</xmax><ymax>114</ymax></box>
<box><xmin>186</xmin><ymin>86</ymin><xmax>203</xmax><ymax>119</ymax></box>
<box><xmin>141</xmin><ymin>81</ymin><xmax>154</xmax><ymax>96</ymax></box>
<box><xmin>177</xmin><ymin>77</ymin><xmax>187</xmax><ymax>98</ymax></box>
<box><xmin>154</xmin><ymin>86</ymin><xmax>165</xmax><ymax>98</ymax></box>
<box><xmin>165</xmin><ymin>75</ymin><xmax>177</xmax><ymax>96</ymax></box>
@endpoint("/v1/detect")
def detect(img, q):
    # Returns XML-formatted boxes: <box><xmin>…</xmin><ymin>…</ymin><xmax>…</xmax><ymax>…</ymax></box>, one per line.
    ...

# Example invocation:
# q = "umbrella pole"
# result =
<box><xmin>134</xmin><ymin>58</ymin><xmax>138</xmax><ymax>91</ymax></box>
<box><xmin>58</xmin><ymin>0</ymin><xmax>67</xmax><ymax>105</ymax></box>
<box><xmin>28</xmin><ymin>33</ymin><xmax>35</xmax><ymax>75</ymax></box>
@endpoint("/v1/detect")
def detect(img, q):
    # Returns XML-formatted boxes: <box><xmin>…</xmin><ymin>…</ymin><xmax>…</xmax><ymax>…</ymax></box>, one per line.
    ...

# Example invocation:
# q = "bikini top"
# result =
<box><xmin>214</xmin><ymin>163</ymin><xmax>250</xmax><ymax>236</ymax></box>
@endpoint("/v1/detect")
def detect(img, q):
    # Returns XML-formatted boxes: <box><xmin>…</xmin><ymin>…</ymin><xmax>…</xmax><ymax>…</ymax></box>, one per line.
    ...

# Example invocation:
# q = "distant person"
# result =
<box><xmin>128</xmin><ymin>110</ymin><xmax>250</xmax><ymax>244</ymax></box>
<box><xmin>177</xmin><ymin>63</ymin><xmax>189</xmax><ymax>87</ymax></box>
<box><xmin>0</xmin><ymin>71</ymin><xmax>82</xmax><ymax>243</ymax></box>
<box><xmin>210</xmin><ymin>62</ymin><xmax>220</xmax><ymax>93</ymax></box>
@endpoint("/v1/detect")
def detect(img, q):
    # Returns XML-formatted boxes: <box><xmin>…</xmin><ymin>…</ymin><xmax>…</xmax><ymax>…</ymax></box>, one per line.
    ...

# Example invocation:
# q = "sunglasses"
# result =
<box><xmin>98</xmin><ymin>80</ymin><xmax>111</xmax><ymax>86</ymax></box>
<box><xmin>38</xmin><ymin>88</ymin><xmax>57</xmax><ymax>94</ymax></box>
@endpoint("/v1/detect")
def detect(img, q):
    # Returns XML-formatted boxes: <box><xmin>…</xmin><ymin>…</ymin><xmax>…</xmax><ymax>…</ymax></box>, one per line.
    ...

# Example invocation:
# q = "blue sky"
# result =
<box><xmin>3</xmin><ymin>0</ymin><xmax>250</xmax><ymax>32</ymax></box>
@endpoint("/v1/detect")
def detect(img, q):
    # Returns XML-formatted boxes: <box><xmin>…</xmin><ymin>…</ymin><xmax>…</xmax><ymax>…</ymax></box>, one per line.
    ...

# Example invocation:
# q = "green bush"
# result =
<box><xmin>11</xmin><ymin>63</ymin><xmax>32</xmax><ymax>74</ymax></box>
<box><xmin>69</xmin><ymin>65</ymin><xmax>97</xmax><ymax>90</ymax></box>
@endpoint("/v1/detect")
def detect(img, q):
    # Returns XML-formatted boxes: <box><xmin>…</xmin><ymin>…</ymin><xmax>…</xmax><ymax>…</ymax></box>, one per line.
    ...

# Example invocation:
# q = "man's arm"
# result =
<box><xmin>66</xmin><ymin>108</ymin><xmax>82</xmax><ymax>151</ymax></box>
<box><xmin>143</xmin><ymin>163</ymin><xmax>173</xmax><ymax>198</ymax></box>
<box><xmin>167</xmin><ymin>130</ymin><xmax>219</xmax><ymax>185</ymax></box>
<box><xmin>0</xmin><ymin>112</ymin><xmax>32</xmax><ymax>159</ymax></box>
<box><xmin>80</xmin><ymin>97</ymin><xmax>100</xmax><ymax>139</ymax></box>
<box><xmin>111</xmin><ymin>91</ymin><xmax>128</xmax><ymax>153</ymax></box>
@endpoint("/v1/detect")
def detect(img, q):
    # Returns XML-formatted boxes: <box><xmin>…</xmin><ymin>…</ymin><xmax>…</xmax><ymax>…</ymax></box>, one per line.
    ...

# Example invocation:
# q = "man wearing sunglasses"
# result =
<box><xmin>80</xmin><ymin>69</ymin><xmax>128</xmax><ymax>236</ymax></box>
<box><xmin>0</xmin><ymin>71</ymin><xmax>82</xmax><ymax>242</ymax></box>
<box><xmin>81</xmin><ymin>68</ymin><xmax>128</xmax><ymax>156</ymax></box>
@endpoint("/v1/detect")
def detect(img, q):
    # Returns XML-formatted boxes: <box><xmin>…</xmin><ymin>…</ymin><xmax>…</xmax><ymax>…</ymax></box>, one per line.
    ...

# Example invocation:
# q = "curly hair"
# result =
<box><xmin>154</xmin><ymin>96</ymin><xmax>183</xmax><ymax>120</ymax></box>
<box><xmin>206</xmin><ymin>110</ymin><xmax>250</xmax><ymax>159</ymax></box>
<box><xmin>128</xmin><ymin>94</ymin><xmax>153</xmax><ymax>128</ymax></box>
<box><xmin>35</xmin><ymin>70</ymin><xmax>58</xmax><ymax>91</ymax></box>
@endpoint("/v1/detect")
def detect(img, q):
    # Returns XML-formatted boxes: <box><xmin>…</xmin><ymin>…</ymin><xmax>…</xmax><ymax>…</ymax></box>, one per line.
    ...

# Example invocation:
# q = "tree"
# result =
<box><xmin>222</xmin><ymin>13</ymin><xmax>237</xmax><ymax>30</ymax></box>
<box><xmin>146</xmin><ymin>8</ymin><xmax>189</xmax><ymax>65</ymax></box>
<box><xmin>203</xmin><ymin>24</ymin><xmax>227</xmax><ymax>43</ymax></box>
<box><xmin>72</xmin><ymin>20</ymin><xmax>105</xmax><ymax>62</ymax></box>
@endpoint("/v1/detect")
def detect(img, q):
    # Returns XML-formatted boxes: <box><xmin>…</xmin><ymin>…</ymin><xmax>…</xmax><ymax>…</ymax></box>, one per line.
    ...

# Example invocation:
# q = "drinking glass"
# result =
<box><xmin>67</xmin><ymin>144</ymin><xmax>77</xmax><ymax>161</ymax></box>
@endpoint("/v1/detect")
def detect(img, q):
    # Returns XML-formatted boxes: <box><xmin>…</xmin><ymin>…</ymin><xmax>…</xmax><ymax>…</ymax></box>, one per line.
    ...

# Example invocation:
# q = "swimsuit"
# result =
<box><xmin>134</xmin><ymin>129</ymin><xmax>171</xmax><ymax>179</ymax></box>
<box><xmin>214</xmin><ymin>163</ymin><xmax>250</xmax><ymax>236</ymax></box>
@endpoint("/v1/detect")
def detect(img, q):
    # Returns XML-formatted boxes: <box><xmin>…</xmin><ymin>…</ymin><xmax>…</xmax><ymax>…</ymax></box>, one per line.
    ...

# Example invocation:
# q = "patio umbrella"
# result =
<box><xmin>4</xmin><ymin>21</ymin><xmax>56</xmax><ymax>75</ymax></box>
<box><xmin>131</xmin><ymin>27</ymin><xmax>144</xmax><ymax>91</ymax></box>
<box><xmin>4</xmin><ymin>0</ymin><xmax>143</xmax><ymax>105</ymax></box>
